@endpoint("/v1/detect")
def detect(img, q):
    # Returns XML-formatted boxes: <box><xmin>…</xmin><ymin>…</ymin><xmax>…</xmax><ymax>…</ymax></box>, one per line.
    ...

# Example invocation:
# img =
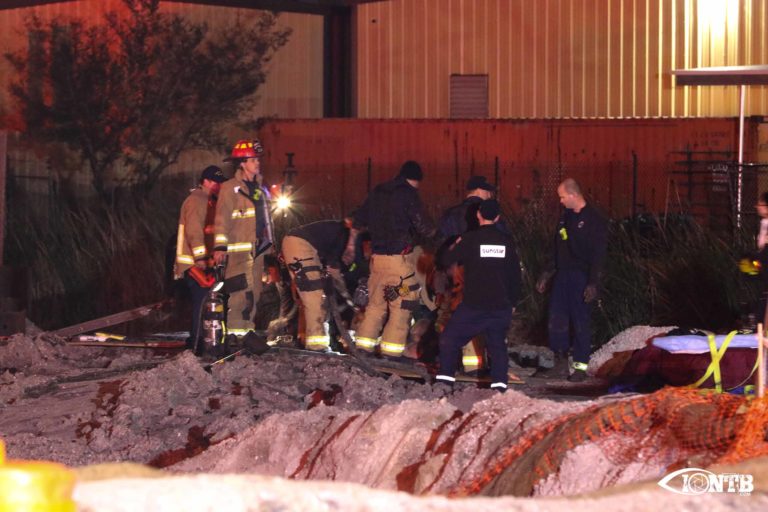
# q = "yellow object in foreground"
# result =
<box><xmin>739</xmin><ymin>257</ymin><xmax>762</xmax><ymax>275</ymax></box>
<box><xmin>0</xmin><ymin>439</ymin><xmax>76</xmax><ymax>512</ymax></box>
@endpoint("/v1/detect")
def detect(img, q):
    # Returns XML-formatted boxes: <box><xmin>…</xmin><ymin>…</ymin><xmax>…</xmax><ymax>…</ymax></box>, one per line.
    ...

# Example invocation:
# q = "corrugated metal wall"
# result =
<box><xmin>355</xmin><ymin>0</ymin><xmax>768</xmax><ymax>119</ymax></box>
<box><xmin>257</xmin><ymin>117</ymin><xmax>760</xmax><ymax>223</ymax></box>
<box><xmin>0</xmin><ymin>0</ymin><xmax>324</xmax><ymax>120</ymax></box>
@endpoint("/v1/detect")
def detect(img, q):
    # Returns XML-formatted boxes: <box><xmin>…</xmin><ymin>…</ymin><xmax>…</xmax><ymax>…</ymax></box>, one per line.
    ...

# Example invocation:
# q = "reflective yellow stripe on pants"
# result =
<box><xmin>305</xmin><ymin>335</ymin><xmax>330</xmax><ymax>351</ymax></box>
<box><xmin>355</xmin><ymin>336</ymin><xmax>378</xmax><ymax>352</ymax></box>
<box><xmin>380</xmin><ymin>340</ymin><xmax>405</xmax><ymax>357</ymax></box>
<box><xmin>356</xmin><ymin>253</ymin><xmax>419</xmax><ymax>350</ymax></box>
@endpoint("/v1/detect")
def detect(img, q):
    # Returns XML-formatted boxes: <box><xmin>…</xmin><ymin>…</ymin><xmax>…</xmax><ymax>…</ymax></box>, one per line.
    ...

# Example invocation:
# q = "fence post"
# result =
<box><xmin>632</xmin><ymin>150</ymin><xmax>638</xmax><ymax>219</ymax></box>
<box><xmin>366</xmin><ymin>157</ymin><xmax>371</xmax><ymax>193</ymax></box>
<box><xmin>0</xmin><ymin>131</ymin><xmax>5</xmax><ymax>263</ymax></box>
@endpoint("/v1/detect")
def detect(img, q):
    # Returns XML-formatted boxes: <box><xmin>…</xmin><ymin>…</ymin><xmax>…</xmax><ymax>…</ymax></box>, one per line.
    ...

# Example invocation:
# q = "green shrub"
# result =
<box><xmin>508</xmin><ymin>207</ymin><xmax>758</xmax><ymax>350</ymax></box>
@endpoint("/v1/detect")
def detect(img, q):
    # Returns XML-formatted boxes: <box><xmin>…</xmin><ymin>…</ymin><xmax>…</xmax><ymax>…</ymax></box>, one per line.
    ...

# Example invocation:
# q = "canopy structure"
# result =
<box><xmin>672</xmin><ymin>65</ymin><xmax>768</xmax><ymax>227</ymax></box>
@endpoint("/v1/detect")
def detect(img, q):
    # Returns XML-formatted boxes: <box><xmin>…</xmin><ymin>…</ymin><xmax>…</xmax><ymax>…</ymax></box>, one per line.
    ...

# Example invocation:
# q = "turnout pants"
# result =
<box><xmin>224</xmin><ymin>251</ymin><xmax>264</xmax><ymax>336</ymax></box>
<box><xmin>282</xmin><ymin>235</ymin><xmax>329</xmax><ymax>351</ymax></box>
<box><xmin>355</xmin><ymin>253</ymin><xmax>420</xmax><ymax>357</ymax></box>
<box><xmin>547</xmin><ymin>269</ymin><xmax>592</xmax><ymax>366</ymax></box>
<box><xmin>437</xmin><ymin>303</ymin><xmax>512</xmax><ymax>387</ymax></box>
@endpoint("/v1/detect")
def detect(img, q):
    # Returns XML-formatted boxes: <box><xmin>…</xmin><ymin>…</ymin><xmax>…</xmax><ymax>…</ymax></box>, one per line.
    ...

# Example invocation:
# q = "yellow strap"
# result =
<box><xmin>726</xmin><ymin>338</ymin><xmax>761</xmax><ymax>392</ymax></box>
<box><xmin>689</xmin><ymin>330</ymin><xmax>736</xmax><ymax>393</ymax></box>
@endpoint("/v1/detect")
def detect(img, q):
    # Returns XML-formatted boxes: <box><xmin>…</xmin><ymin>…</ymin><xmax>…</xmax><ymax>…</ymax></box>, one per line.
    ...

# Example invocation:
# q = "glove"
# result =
<box><xmin>583</xmin><ymin>284</ymin><xmax>599</xmax><ymax>303</ymax></box>
<box><xmin>341</xmin><ymin>246</ymin><xmax>356</xmax><ymax>266</ymax></box>
<box><xmin>536</xmin><ymin>270</ymin><xmax>555</xmax><ymax>294</ymax></box>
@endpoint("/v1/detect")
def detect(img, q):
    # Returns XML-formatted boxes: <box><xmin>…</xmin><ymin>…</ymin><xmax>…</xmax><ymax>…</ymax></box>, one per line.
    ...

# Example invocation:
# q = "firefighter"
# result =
<box><xmin>174</xmin><ymin>165</ymin><xmax>228</xmax><ymax>351</ymax></box>
<box><xmin>437</xmin><ymin>175</ymin><xmax>501</xmax><ymax>374</ymax></box>
<box><xmin>536</xmin><ymin>178</ymin><xmax>608</xmax><ymax>382</ymax></box>
<box><xmin>434</xmin><ymin>199</ymin><xmax>522</xmax><ymax>392</ymax></box>
<box><xmin>213</xmin><ymin>139</ymin><xmax>275</xmax><ymax>339</ymax></box>
<box><xmin>281</xmin><ymin>219</ymin><xmax>351</xmax><ymax>351</ymax></box>
<box><xmin>347</xmin><ymin>161</ymin><xmax>437</xmax><ymax>360</ymax></box>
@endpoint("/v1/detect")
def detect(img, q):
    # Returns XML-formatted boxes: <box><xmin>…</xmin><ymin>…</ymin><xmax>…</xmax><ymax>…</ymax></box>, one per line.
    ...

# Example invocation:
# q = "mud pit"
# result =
<box><xmin>1</xmin><ymin>330</ymin><xmax>766</xmax><ymax>511</ymax></box>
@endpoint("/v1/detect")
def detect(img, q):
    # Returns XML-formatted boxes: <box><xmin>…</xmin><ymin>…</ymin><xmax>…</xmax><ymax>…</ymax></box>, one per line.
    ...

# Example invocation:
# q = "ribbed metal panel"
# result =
<box><xmin>257</xmin><ymin>118</ymin><xmax>757</xmax><ymax>220</ymax></box>
<box><xmin>356</xmin><ymin>0</ymin><xmax>768</xmax><ymax>119</ymax></box>
<box><xmin>0</xmin><ymin>0</ymin><xmax>323</xmax><ymax>120</ymax></box>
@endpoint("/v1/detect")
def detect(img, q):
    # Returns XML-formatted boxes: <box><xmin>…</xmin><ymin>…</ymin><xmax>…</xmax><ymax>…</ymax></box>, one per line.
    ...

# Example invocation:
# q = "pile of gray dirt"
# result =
<box><xmin>2</xmin><ymin>330</ymin><xmax>766</xmax><ymax>511</ymax></box>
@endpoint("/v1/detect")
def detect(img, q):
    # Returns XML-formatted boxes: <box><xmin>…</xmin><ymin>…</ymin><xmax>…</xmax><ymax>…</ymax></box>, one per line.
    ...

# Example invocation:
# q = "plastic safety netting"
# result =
<box><xmin>450</xmin><ymin>387</ymin><xmax>768</xmax><ymax>496</ymax></box>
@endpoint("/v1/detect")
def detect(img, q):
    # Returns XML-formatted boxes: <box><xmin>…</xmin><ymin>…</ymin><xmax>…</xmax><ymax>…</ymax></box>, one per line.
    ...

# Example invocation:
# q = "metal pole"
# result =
<box><xmin>737</xmin><ymin>84</ymin><xmax>746</xmax><ymax>228</ymax></box>
<box><xmin>366</xmin><ymin>157</ymin><xmax>372</xmax><ymax>193</ymax></box>
<box><xmin>632</xmin><ymin>151</ymin><xmax>638</xmax><ymax>218</ymax></box>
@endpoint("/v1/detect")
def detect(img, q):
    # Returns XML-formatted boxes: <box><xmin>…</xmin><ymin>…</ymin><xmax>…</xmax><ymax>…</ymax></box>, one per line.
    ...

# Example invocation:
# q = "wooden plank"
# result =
<box><xmin>51</xmin><ymin>300</ymin><xmax>169</xmax><ymax>338</ymax></box>
<box><xmin>67</xmin><ymin>340</ymin><xmax>185</xmax><ymax>349</ymax></box>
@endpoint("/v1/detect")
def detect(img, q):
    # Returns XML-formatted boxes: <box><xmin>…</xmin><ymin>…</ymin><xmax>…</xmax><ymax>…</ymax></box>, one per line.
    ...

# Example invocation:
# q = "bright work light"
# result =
<box><xmin>276</xmin><ymin>195</ymin><xmax>292</xmax><ymax>211</ymax></box>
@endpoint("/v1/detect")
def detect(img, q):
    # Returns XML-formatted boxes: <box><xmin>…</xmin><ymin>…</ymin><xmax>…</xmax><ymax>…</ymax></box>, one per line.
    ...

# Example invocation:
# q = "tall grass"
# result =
<box><xmin>508</xmin><ymin>204</ymin><xmax>758</xmax><ymax>349</ymax></box>
<box><xmin>5</xmin><ymin>180</ymin><xmax>186</xmax><ymax>330</ymax></box>
<box><xmin>6</xmin><ymin>182</ymin><xmax>759</xmax><ymax>342</ymax></box>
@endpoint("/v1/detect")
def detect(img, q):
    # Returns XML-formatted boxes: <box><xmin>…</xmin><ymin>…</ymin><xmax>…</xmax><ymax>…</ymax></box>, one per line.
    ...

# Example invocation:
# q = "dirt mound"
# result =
<box><xmin>3</xmin><ymin>331</ymin><xmax>767</xmax><ymax>509</ymax></box>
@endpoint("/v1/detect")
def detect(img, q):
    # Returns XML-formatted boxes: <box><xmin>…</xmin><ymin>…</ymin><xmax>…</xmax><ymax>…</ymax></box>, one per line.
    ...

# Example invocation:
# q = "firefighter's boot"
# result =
<box><xmin>567</xmin><ymin>361</ymin><xmax>589</xmax><ymax>382</ymax></box>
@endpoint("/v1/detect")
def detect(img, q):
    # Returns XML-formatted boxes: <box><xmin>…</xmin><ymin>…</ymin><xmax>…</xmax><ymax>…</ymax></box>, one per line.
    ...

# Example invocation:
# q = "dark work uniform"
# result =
<box><xmin>435</xmin><ymin>225</ymin><xmax>522</xmax><ymax>389</ymax></box>
<box><xmin>547</xmin><ymin>204</ymin><xmax>608</xmax><ymax>367</ymax></box>
<box><xmin>439</xmin><ymin>196</ymin><xmax>483</xmax><ymax>240</ymax></box>
<box><xmin>286</xmin><ymin>220</ymin><xmax>348</xmax><ymax>268</ymax></box>
<box><xmin>436</xmin><ymin>196</ymin><xmax>512</xmax><ymax>372</ymax></box>
<box><xmin>353</xmin><ymin>176</ymin><xmax>436</xmax><ymax>255</ymax></box>
<box><xmin>438</xmin><ymin>196</ymin><xmax>510</xmax><ymax>242</ymax></box>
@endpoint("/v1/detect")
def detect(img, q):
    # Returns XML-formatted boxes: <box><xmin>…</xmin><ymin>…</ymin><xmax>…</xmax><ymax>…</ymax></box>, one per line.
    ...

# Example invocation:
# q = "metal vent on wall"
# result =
<box><xmin>450</xmin><ymin>74</ymin><xmax>488</xmax><ymax>119</ymax></box>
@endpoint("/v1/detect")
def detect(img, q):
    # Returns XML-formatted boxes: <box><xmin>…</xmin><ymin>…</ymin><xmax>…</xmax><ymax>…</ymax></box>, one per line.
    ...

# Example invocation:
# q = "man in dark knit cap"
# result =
<box><xmin>434</xmin><ymin>199</ymin><xmax>522</xmax><ymax>393</ymax></box>
<box><xmin>346</xmin><ymin>160</ymin><xmax>437</xmax><ymax>360</ymax></box>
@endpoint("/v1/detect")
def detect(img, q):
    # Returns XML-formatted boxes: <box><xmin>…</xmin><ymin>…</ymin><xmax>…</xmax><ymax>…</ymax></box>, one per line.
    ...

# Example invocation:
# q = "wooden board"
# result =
<box><xmin>52</xmin><ymin>301</ymin><xmax>169</xmax><ymax>338</ymax></box>
<box><xmin>373</xmin><ymin>364</ymin><xmax>525</xmax><ymax>385</ymax></box>
<box><xmin>373</xmin><ymin>364</ymin><xmax>427</xmax><ymax>380</ymax></box>
<box><xmin>67</xmin><ymin>341</ymin><xmax>185</xmax><ymax>349</ymax></box>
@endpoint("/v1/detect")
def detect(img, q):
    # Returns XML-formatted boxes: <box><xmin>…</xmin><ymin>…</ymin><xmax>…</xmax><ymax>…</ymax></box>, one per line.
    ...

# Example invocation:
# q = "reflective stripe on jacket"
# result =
<box><xmin>175</xmin><ymin>187</ymin><xmax>216</xmax><ymax>279</ymax></box>
<box><xmin>214</xmin><ymin>169</ymin><xmax>273</xmax><ymax>256</ymax></box>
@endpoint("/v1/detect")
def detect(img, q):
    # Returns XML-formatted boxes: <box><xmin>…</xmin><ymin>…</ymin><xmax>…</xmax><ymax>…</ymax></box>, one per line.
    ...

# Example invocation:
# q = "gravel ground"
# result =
<box><xmin>2</xmin><ymin>327</ymin><xmax>766</xmax><ymax>510</ymax></box>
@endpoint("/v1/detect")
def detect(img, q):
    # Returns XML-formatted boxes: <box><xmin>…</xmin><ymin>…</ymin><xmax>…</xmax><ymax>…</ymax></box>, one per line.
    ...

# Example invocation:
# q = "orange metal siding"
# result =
<box><xmin>355</xmin><ymin>0</ymin><xmax>768</xmax><ymax>119</ymax></box>
<box><xmin>257</xmin><ymin>118</ymin><xmax>756</xmax><ymax>221</ymax></box>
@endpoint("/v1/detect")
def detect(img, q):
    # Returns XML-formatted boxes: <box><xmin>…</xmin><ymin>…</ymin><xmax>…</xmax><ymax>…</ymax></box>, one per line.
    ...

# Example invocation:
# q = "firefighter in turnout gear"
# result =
<box><xmin>348</xmin><ymin>161</ymin><xmax>437</xmax><ymax>360</ymax></box>
<box><xmin>213</xmin><ymin>139</ymin><xmax>275</xmax><ymax>338</ymax></box>
<box><xmin>282</xmin><ymin>220</ymin><xmax>351</xmax><ymax>351</ymax></box>
<box><xmin>174</xmin><ymin>165</ymin><xmax>228</xmax><ymax>351</ymax></box>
